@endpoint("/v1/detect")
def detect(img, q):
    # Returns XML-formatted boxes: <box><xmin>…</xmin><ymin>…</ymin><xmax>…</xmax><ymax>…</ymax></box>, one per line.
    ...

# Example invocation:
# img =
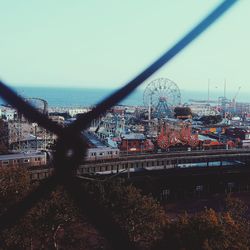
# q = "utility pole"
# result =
<box><xmin>224</xmin><ymin>79</ymin><xmax>226</xmax><ymax>98</ymax></box>
<box><xmin>44</xmin><ymin>129</ymin><xmax>47</xmax><ymax>150</ymax></box>
<box><xmin>127</xmin><ymin>163</ymin><xmax>130</xmax><ymax>179</ymax></box>
<box><xmin>148</xmin><ymin>94</ymin><xmax>152</xmax><ymax>127</ymax></box>
<box><xmin>35</xmin><ymin>125</ymin><xmax>38</xmax><ymax>150</ymax></box>
<box><xmin>207</xmin><ymin>79</ymin><xmax>210</xmax><ymax>103</ymax></box>
<box><xmin>18</xmin><ymin>113</ymin><xmax>21</xmax><ymax>151</ymax></box>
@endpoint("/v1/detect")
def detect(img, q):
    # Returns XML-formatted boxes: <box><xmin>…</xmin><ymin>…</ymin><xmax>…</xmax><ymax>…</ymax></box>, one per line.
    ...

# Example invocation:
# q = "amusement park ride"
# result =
<box><xmin>143</xmin><ymin>78</ymin><xmax>197</xmax><ymax>150</ymax></box>
<box><xmin>25</xmin><ymin>98</ymin><xmax>48</xmax><ymax>115</ymax></box>
<box><xmin>157</xmin><ymin>122</ymin><xmax>199</xmax><ymax>149</ymax></box>
<box><xmin>143</xmin><ymin>78</ymin><xmax>181</xmax><ymax>119</ymax></box>
<box><xmin>10</xmin><ymin>98</ymin><xmax>50</xmax><ymax>151</ymax></box>
<box><xmin>90</xmin><ymin>78</ymin><xmax>237</xmax><ymax>153</ymax></box>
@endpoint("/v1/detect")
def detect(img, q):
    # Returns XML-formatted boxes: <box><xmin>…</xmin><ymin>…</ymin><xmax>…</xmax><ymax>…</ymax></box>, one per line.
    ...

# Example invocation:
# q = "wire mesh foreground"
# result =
<box><xmin>0</xmin><ymin>1</ymin><xmax>237</xmax><ymax>249</ymax></box>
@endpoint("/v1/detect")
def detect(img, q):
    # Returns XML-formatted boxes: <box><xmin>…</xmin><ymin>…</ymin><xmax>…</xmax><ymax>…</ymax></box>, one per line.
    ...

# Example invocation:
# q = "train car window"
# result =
<box><xmin>2</xmin><ymin>161</ymin><xmax>9</xmax><ymax>165</ymax></box>
<box><xmin>23</xmin><ymin>159</ymin><xmax>30</xmax><ymax>163</ymax></box>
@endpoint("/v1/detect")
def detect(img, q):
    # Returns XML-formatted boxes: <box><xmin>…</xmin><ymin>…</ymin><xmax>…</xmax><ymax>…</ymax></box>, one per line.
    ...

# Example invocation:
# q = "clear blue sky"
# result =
<box><xmin>0</xmin><ymin>0</ymin><xmax>249</xmax><ymax>96</ymax></box>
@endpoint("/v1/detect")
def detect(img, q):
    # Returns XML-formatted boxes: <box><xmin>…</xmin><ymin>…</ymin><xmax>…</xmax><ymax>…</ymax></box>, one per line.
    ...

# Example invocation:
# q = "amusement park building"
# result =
<box><xmin>120</xmin><ymin>133</ymin><xmax>154</xmax><ymax>153</ymax></box>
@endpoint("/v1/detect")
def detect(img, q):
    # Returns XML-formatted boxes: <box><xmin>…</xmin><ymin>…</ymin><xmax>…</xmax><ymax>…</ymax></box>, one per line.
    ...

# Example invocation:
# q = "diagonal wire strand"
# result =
<box><xmin>0</xmin><ymin>81</ymin><xmax>64</xmax><ymax>136</ymax></box>
<box><xmin>69</xmin><ymin>0</ymin><xmax>237</xmax><ymax>132</ymax></box>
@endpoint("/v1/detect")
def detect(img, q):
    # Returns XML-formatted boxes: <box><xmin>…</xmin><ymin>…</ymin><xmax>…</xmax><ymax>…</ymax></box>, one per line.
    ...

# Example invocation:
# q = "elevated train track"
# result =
<box><xmin>80</xmin><ymin>149</ymin><xmax>250</xmax><ymax>175</ymax></box>
<box><xmin>118</xmin><ymin>148</ymin><xmax>250</xmax><ymax>161</ymax></box>
<box><xmin>85</xmin><ymin>148</ymin><xmax>250</xmax><ymax>164</ymax></box>
<box><xmin>29</xmin><ymin>149</ymin><xmax>250</xmax><ymax>180</ymax></box>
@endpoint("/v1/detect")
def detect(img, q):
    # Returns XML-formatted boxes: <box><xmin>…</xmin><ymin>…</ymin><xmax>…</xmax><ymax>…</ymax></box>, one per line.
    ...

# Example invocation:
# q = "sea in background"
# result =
<box><xmin>0</xmin><ymin>86</ymin><xmax>249</xmax><ymax>108</ymax></box>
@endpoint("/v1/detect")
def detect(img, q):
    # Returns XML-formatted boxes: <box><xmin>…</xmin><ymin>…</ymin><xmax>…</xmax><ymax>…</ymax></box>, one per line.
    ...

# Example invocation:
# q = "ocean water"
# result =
<box><xmin>0</xmin><ymin>86</ymin><xmax>249</xmax><ymax>108</ymax></box>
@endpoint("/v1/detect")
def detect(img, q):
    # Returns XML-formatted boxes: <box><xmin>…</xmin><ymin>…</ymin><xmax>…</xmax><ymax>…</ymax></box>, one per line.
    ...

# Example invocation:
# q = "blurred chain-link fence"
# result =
<box><xmin>0</xmin><ymin>1</ymin><xmax>237</xmax><ymax>249</ymax></box>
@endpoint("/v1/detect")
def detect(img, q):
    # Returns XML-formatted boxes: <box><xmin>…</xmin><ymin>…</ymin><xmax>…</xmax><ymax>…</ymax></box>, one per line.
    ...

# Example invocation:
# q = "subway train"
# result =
<box><xmin>85</xmin><ymin>147</ymin><xmax>120</xmax><ymax>161</ymax></box>
<box><xmin>0</xmin><ymin>151</ymin><xmax>47</xmax><ymax>167</ymax></box>
<box><xmin>0</xmin><ymin>147</ymin><xmax>120</xmax><ymax>168</ymax></box>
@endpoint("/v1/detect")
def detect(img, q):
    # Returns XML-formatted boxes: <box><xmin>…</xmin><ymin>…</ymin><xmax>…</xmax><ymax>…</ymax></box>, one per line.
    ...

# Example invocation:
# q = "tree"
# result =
<box><xmin>224</xmin><ymin>194</ymin><xmax>248</xmax><ymax>221</ymax></box>
<box><xmin>154</xmin><ymin>207</ymin><xmax>250</xmax><ymax>250</ymax></box>
<box><xmin>0</xmin><ymin>166</ymin><xmax>107</xmax><ymax>249</ymax></box>
<box><xmin>1</xmin><ymin>185</ymin><xmax>108</xmax><ymax>249</ymax></box>
<box><xmin>83</xmin><ymin>179</ymin><xmax>167</xmax><ymax>249</ymax></box>
<box><xmin>0</xmin><ymin>166</ymin><xmax>30</xmax><ymax>213</ymax></box>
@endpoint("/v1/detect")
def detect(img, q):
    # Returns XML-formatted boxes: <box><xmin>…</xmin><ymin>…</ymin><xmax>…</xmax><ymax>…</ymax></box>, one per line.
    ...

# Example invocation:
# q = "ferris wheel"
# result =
<box><xmin>143</xmin><ymin>78</ymin><xmax>181</xmax><ymax>118</ymax></box>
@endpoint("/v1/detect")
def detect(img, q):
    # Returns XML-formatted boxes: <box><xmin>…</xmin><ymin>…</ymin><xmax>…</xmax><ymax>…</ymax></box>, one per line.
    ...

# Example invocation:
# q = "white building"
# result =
<box><xmin>0</xmin><ymin>107</ymin><xmax>17</xmax><ymax>121</ymax></box>
<box><xmin>188</xmin><ymin>104</ymin><xmax>219</xmax><ymax>116</ymax></box>
<box><xmin>68</xmin><ymin>108</ymin><xmax>89</xmax><ymax>117</ymax></box>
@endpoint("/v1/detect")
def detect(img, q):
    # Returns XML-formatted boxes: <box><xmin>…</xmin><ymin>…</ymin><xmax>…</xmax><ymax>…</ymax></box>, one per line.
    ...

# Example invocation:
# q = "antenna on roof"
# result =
<box><xmin>224</xmin><ymin>79</ymin><xmax>226</xmax><ymax>98</ymax></box>
<box><xmin>207</xmin><ymin>79</ymin><xmax>210</xmax><ymax>102</ymax></box>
